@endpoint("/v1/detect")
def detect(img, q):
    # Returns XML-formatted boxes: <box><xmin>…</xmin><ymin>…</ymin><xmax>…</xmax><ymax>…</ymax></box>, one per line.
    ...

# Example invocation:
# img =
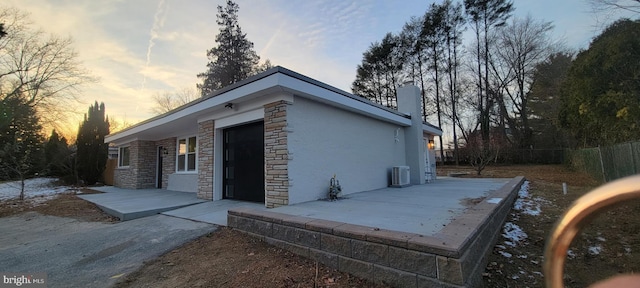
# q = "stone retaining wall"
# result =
<box><xmin>228</xmin><ymin>176</ymin><xmax>525</xmax><ymax>287</ymax></box>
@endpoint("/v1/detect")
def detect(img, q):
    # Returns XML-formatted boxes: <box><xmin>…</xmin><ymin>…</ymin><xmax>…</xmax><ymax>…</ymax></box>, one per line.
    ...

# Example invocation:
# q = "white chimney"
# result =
<box><xmin>397</xmin><ymin>84</ymin><xmax>426</xmax><ymax>185</ymax></box>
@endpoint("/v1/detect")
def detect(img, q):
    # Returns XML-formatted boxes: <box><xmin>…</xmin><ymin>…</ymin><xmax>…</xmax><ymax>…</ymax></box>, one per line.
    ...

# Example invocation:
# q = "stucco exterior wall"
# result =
<box><xmin>287</xmin><ymin>96</ymin><xmax>407</xmax><ymax>204</ymax></box>
<box><xmin>167</xmin><ymin>173</ymin><xmax>198</xmax><ymax>192</ymax></box>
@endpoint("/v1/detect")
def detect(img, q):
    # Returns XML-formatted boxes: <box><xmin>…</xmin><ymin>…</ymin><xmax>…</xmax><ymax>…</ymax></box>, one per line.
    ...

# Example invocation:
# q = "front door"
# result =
<box><xmin>223</xmin><ymin>121</ymin><xmax>264</xmax><ymax>202</ymax></box>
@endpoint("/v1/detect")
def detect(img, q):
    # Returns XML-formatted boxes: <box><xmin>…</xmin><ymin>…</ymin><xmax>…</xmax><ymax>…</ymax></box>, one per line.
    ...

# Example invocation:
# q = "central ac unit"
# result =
<box><xmin>391</xmin><ymin>166</ymin><xmax>410</xmax><ymax>187</ymax></box>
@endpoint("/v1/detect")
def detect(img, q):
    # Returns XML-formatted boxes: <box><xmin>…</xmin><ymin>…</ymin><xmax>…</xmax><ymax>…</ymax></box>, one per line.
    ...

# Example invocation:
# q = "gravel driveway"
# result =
<box><xmin>0</xmin><ymin>212</ymin><xmax>217</xmax><ymax>288</ymax></box>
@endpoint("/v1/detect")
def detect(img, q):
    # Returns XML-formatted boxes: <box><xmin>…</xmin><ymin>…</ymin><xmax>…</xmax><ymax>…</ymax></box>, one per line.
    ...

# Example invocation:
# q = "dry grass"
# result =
<box><xmin>442</xmin><ymin>165</ymin><xmax>640</xmax><ymax>287</ymax></box>
<box><xmin>0</xmin><ymin>190</ymin><xmax>117</xmax><ymax>223</ymax></box>
<box><xmin>114</xmin><ymin>227</ymin><xmax>390</xmax><ymax>288</ymax></box>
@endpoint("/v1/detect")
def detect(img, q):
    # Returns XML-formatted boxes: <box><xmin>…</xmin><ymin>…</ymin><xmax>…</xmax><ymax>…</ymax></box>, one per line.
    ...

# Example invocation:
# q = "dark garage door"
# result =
<box><xmin>223</xmin><ymin>121</ymin><xmax>264</xmax><ymax>202</ymax></box>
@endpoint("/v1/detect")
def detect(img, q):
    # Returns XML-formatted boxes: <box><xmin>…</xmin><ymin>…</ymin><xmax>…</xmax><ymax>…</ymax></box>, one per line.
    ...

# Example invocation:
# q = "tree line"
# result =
<box><xmin>0</xmin><ymin>6</ymin><xmax>110</xmax><ymax>198</ymax></box>
<box><xmin>352</xmin><ymin>0</ymin><xmax>640</xmax><ymax>173</ymax></box>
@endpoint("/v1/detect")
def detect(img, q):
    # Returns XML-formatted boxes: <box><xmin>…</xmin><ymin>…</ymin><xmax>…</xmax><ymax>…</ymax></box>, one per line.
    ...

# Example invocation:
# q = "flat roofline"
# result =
<box><xmin>106</xmin><ymin>66</ymin><xmax>442</xmax><ymax>142</ymax></box>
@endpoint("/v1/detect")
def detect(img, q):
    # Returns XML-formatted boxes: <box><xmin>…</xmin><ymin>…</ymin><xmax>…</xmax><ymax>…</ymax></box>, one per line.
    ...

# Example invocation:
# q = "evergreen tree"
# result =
<box><xmin>528</xmin><ymin>52</ymin><xmax>573</xmax><ymax>148</ymax></box>
<box><xmin>76</xmin><ymin>101</ymin><xmax>109</xmax><ymax>185</ymax></box>
<box><xmin>560</xmin><ymin>19</ymin><xmax>640</xmax><ymax>146</ymax></box>
<box><xmin>443</xmin><ymin>0</ymin><xmax>465</xmax><ymax>165</ymax></box>
<box><xmin>197</xmin><ymin>0</ymin><xmax>260</xmax><ymax>96</ymax></box>
<box><xmin>421</xmin><ymin>2</ymin><xmax>448</xmax><ymax>162</ymax></box>
<box><xmin>352</xmin><ymin>33</ymin><xmax>405</xmax><ymax>108</ymax></box>
<box><xmin>44</xmin><ymin>129</ymin><xmax>71</xmax><ymax>177</ymax></box>
<box><xmin>0</xmin><ymin>97</ymin><xmax>45</xmax><ymax>199</ymax></box>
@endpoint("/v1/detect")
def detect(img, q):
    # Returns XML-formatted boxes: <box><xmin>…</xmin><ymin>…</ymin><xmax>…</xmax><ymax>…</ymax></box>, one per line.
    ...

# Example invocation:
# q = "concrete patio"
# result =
<box><xmin>81</xmin><ymin>177</ymin><xmax>511</xmax><ymax>232</ymax></box>
<box><xmin>270</xmin><ymin>177</ymin><xmax>511</xmax><ymax>236</ymax></box>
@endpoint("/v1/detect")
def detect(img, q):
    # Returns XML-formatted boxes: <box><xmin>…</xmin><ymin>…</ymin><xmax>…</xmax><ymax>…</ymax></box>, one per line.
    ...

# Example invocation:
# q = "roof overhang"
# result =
<box><xmin>105</xmin><ymin>66</ymin><xmax>442</xmax><ymax>145</ymax></box>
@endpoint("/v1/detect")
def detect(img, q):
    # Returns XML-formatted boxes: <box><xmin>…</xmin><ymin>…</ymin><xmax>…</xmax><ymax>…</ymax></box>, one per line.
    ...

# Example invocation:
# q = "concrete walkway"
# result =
<box><xmin>162</xmin><ymin>200</ymin><xmax>265</xmax><ymax>226</ymax></box>
<box><xmin>79</xmin><ymin>187</ymin><xmax>206</xmax><ymax>221</ymax></box>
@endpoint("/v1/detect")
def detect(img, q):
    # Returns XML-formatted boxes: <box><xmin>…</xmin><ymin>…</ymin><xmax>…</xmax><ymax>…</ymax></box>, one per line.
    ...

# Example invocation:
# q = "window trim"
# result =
<box><xmin>176</xmin><ymin>136</ymin><xmax>197</xmax><ymax>173</ymax></box>
<box><xmin>118</xmin><ymin>146</ymin><xmax>130</xmax><ymax>168</ymax></box>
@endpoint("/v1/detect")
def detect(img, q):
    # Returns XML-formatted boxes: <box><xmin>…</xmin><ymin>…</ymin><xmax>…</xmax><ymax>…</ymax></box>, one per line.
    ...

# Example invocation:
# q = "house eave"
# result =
<box><xmin>105</xmin><ymin>66</ymin><xmax>442</xmax><ymax>145</ymax></box>
<box><xmin>423</xmin><ymin>123</ymin><xmax>443</xmax><ymax>136</ymax></box>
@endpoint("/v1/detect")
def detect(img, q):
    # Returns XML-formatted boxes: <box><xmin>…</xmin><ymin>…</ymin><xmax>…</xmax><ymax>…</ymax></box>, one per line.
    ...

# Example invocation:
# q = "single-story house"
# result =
<box><xmin>105</xmin><ymin>67</ymin><xmax>442</xmax><ymax>208</ymax></box>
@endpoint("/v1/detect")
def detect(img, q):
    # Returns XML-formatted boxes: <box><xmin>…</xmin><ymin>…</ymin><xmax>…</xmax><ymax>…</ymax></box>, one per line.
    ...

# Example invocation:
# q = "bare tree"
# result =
<box><xmin>0</xmin><ymin>6</ymin><xmax>94</xmax><ymax>130</ymax></box>
<box><xmin>464</xmin><ymin>0</ymin><xmax>514</xmax><ymax>145</ymax></box>
<box><xmin>150</xmin><ymin>87</ymin><xmax>198</xmax><ymax>115</ymax></box>
<box><xmin>588</xmin><ymin>0</ymin><xmax>640</xmax><ymax>13</ymax></box>
<box><xmin>443</xmin><ymin>0</ymin><xmax>465</xmax><ymax>165</ymax></box>
<box><xmin>108</xmin><ymin>116</ymin><xmax>134</xmax><ymax>134</ymax></box>
<box><xmin>490</xmin><ymin>15</ymin><xmax>555</xmax><ymax>148</ymax></box>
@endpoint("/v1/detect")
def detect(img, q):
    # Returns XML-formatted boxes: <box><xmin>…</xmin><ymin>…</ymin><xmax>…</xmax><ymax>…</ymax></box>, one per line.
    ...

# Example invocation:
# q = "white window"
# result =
<box><xmin>118</xmin><ymin>146</ymin><xmax>130</xmax><ymax>167</ymax></box>
<box><xmin>177</xmin><ymin>136</ymin><xmax>197</xmax><ymax>172</ymax></box>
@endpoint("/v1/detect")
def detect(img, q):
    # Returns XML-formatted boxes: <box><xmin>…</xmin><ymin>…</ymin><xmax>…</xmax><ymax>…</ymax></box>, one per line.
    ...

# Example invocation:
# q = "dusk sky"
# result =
<box><xmin>3</xmin><ymin>0</ymin><xmax>635</xmax><ymax>135</ymax></box>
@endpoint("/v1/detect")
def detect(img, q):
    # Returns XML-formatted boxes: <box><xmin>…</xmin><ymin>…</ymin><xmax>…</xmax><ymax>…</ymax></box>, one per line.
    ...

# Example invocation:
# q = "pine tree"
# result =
<box><xmin>0</xmin><ymin>97</ymin><xmax>45</xmax><ymax>199</ymax></box>
<box><xmin>421</xmin><ymin>2</ymin><xmax>448</xmax><ymax>163</ymax></box>
<box><xmin>197</xmin><ymin>0</ymin><xmax>260</xmax><ymax>96</ymax></box>
<box><xmin>528</xmin><ymin>52</ymin><xmax>573</xmax><ymax>149</ymax></box>
<box><xmin>44</xmin><ymin>129</ymin><xmax>70</xmax><ymax>177</ymax></box>
<box><xmin>464</xmin><ymin>0</ymin><xmax>514</xmax><ymax>144</ymax></box>
<box><xmin>76</xmin><ymin>101</ymin><xmax>110</xmax><ymax>185</ymax></box>
<box><xmin>352</xmin><ymin>33</ymin><xmax>405</xmax><ymax>108</ymax></box>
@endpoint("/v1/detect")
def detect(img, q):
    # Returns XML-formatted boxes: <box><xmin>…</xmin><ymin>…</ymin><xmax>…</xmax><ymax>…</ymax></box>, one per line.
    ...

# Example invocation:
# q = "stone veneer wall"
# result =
<box><xmin>157</xmin><ymin>137</ymin><xmax>177</xmax><ymax>189</ymax></box>
<box><xmin>198</xmin><ymin>120</ymin><xmax>215</xmax><ymax>200</ymax></box>
<box><xmin>264</xmin><ymin>101</ymin><xmax>291</xmax><ymax>208</ymax></box>
<box><xmin>114</xmin><ymin>140</ymin><xmax>156</xmax><ymax>189</ymax></box>
<box><xmin>229</xmin><ymin>177</ymin><xmax>525</xmax><ymax>287</ymax></box>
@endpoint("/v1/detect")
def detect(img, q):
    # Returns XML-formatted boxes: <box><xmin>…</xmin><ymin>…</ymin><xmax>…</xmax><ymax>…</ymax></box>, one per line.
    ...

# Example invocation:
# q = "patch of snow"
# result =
<box><xmin>503</xmin><ymin>222</ymin><xmax>528</xmax><ymax>246</ymax></box>
<box><xmin>567</xmin><ymin>249</ymin><xmax>576</xmax><ymax>259</ymax></box>
<box><xmin>499</xmin><ymin>251</ymin><xmax>512</xmax><ymax>258</ymax></box>
<box><xmin>487</xmin><ymin>197</ymin><xmax>502</xmax><ymax>204</ymax></box>
<box><xmin>504</xmin><ymin>240</ymin><xmax>516</xmax><ymax>247</ymax></box>
<box><xmin>0</xmin><ymin>178</ymin><xmax>72</xmax><ymax>201</ymax></box>
<box><xmin>517</xmin><ymin>254</ymin><xmax>528</xmax><ymax>259</ymax></box>
<box><xmin>533</xmin><ymin>271</ymin><xmax>543</xmax><ymax>276</ymax></box>
<box><xmin>512</xmin><ymin>181</ymin><xmax>546</xmax><ymax>216</ymax></box>
<box><xmin>511</xmin><ymin>275</ymin><xmax>519</xmax><ymax>279</ymax></box>
<box><xmin>625</xmin><ymin>247</ymin><xmax>632</xmax><ymax>255</ymax></box>
<box><xmin>588</xmin><ymin>245</ymin><xmax>602</xmax><ymax>255</ymax></box>
<box><xmin>596</xmin><ymin>236</ymin><xmax>606</xmax><ymax>242</ymax></box>
<box><xmin>495</xmin><ymin>244</ymin><xmax>506</xmax><ymax>249</ymax></box>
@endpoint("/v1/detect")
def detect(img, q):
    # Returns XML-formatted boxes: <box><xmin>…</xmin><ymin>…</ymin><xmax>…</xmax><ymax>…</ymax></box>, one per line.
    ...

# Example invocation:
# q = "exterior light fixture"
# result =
<box><xmin>162</xmin><ymin>147</ymin><xmax>169</xmax><ymax>156</ymax></box>
<box><xmin>428</xmin><ymin>140</ymin><xmax>435</xmax><ymax>150</ymax></box>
